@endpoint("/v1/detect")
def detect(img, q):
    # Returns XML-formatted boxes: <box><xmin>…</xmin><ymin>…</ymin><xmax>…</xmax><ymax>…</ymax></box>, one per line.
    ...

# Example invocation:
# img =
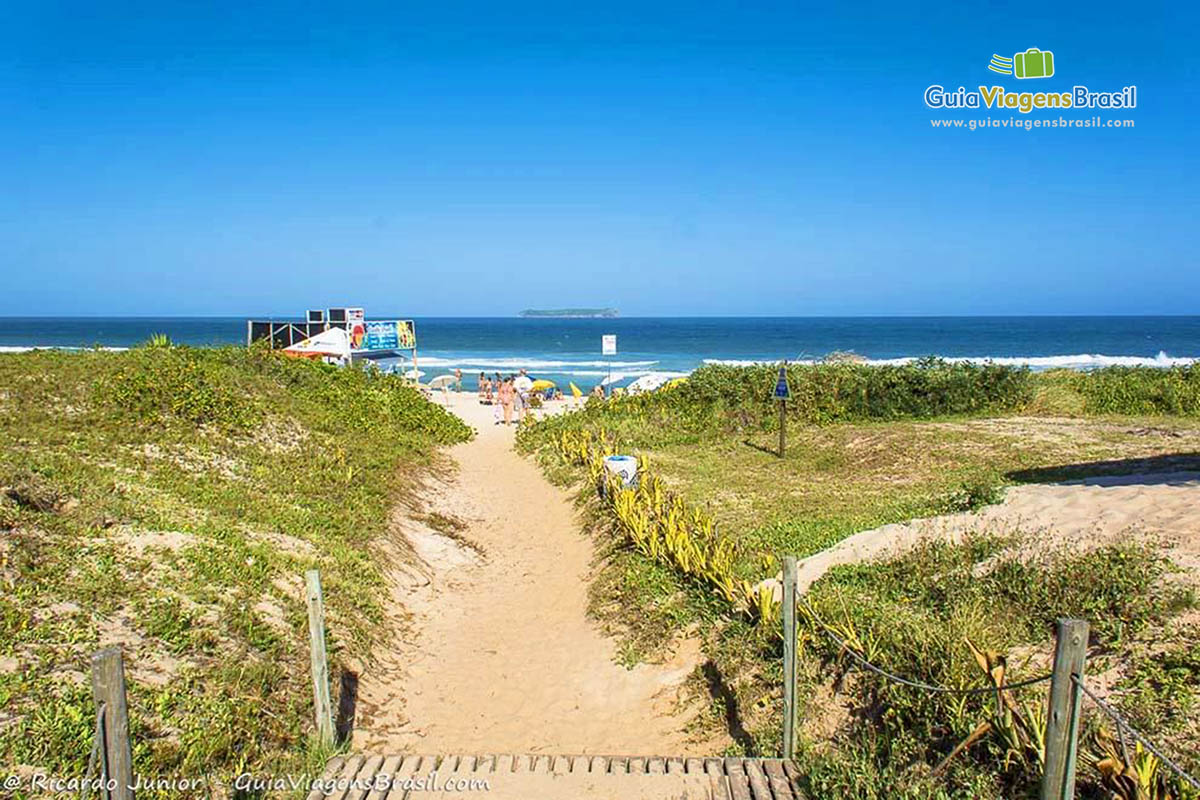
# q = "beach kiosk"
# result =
<box><xmin>247</xmin><ymin>308</ymin><xmax>420</xmax><ymax>380</ymax></box>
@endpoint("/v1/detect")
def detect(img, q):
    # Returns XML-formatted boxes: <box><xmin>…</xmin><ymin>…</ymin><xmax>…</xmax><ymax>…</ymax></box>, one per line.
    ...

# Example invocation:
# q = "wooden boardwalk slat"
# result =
<box><xmin>745</xmin><ymin>759</ymin><xmax>773</xmax><ymax>800</ymax></box>
<box><xmin>318</xmin><ymin>754</ymin><xmax>803</xmax><ymax>798</ymax></box>
<box><xmin>762</xmin><ymin>759</ymin><xmax>794</xmax><ymax>800</ymax></box>
<box><xmin>364</xmin><ymin>755</ymin><xmax>402</xmax><ymax>800</ymax></box>
<box><xmin>306</xmin><ymin>757</ymin><xmax>346</xmax><ymax>800</ymax></box>
<box><xmin>346</xmin><ymin>754</ymin><xmax>384</xmax><ymax>800</ymax></box>
<box><xmin>725</xmin><ymin>758</ymin><xmax>753</xmax><ymax>800</ymax></box>
<box><xmin>326</xmin><ymin>754</ymin><xmax>366</xmax><ymax>800</ymax></box>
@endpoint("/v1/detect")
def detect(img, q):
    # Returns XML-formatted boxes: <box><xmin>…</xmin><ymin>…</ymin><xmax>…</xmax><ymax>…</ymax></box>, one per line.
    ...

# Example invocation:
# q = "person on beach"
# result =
<box><xmin>591</xmin><ymin>384</ymin><xmax>605</xmax><ymax>400</ymax></box>
<box><xmin>454</xmin><ymin>368</ymin><xmax>463</xmax><ymax>393</ymax></box>
<box><xmin>514</xmin><ymin>381</ymin><xmax>526</xmax><ymax>423</ymax></box>
<box><xmin>478</xmin><ymin>372</ymin><xmax>488</xmax><ymax>403</ymax></box>
<box><xmin>498</xmin><ymin>377</ymin><xmax>514</xmax><ymax>425</ymax></box>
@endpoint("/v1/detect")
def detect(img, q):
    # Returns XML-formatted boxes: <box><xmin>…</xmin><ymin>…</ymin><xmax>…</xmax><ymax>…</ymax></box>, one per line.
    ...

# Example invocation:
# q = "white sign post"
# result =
<box><xmin>601</xmin><ymin>335</ymin><xmax>617</xmax><ymax>394</ymax></box>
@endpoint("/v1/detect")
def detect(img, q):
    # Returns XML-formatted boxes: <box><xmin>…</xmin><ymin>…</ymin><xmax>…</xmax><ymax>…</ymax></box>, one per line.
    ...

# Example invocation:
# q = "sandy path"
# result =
<box><xmin>351</xmin><ymin>395</ymin><xmax>704</xmax><ymax>755</ymax></box>
<box><xmin>792</xmin><ymin>471</ymin><xmax>1200</xmax><ymax>593</ymax></box>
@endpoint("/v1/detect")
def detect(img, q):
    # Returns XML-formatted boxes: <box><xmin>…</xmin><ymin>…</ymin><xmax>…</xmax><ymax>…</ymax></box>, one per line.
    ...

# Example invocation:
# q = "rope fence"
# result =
<box><xmin>1071</xmin><ymin>674</ymin><xmax>1200</xmax><ymax>792</ymax></box>
<box><xmin>80</xmin><ymin>702</ymin><xmax>106</xmax><ymax>800</ymax></box>
<box><xmin>779</xmin><ymin>553</ymin><xmax>1199</xmax><ymax>799</ymax></box>
<box><xmin>795</xmin><ymin>590</ymin><xmax>1054</xmax><ymax>696</ymax></box>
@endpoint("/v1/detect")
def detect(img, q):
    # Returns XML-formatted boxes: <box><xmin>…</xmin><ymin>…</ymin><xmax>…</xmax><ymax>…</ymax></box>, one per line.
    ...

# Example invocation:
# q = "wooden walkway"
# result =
<box><xmin>309</xmin><ymin>754</ymin><xmax>805</xmax><ymax>799</ymax></box>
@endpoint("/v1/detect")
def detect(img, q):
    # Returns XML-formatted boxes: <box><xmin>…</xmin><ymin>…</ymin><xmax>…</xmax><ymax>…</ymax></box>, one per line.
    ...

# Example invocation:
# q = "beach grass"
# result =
<box><xmin>518</xmin><ymin>362</ymin><xmax>1200</xmax><ymax>798</ymax></box>
<box><xmin>0</xmin><ymin>346</ymin><xmax>470</xmax><ymax>793</ymax></box>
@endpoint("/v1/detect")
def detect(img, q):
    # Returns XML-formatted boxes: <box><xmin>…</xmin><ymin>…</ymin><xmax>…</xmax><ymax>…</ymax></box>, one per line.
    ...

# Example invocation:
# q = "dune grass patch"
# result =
<box><xmin>0</xmin><ymin>346</ymin><xmax>470</xmax><ymax>793</ymax></box>
<box><xmin>519</xmin><ymin>361</ymin><xmax>1200</xmax><ymax>798</ymax></box>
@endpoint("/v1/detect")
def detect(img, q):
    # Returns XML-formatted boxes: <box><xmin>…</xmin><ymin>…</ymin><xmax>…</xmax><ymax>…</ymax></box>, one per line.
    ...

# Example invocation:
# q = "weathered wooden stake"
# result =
<box><xmin>782</xmin><ymin>555</ymin><xmax>798</xmax><ymax>760</ymax></box>
<box><xmin>305</xmin><ymin>569</ymin><xmax>334</xmax><ymax>746</ymax></box>
<box><xmin>90</xmin><ymin>647</ymin><xmax>135</xmax><ymax>800</ymax></box>
<box><xmin>778</xmin><ymin>399</ymin><xmax>787</xmax><ymax>458</ymax></box>
<box><xmin>1041</xmin><ymin>618</ymin><xmax>1089</xmax><ymax>800</ymax></box>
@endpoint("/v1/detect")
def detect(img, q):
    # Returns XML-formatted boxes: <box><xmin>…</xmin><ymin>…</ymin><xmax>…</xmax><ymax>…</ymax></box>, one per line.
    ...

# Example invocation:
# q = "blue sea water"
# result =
<box><xmin>1</xmin><ymin>316</ymin><xmax>1198</xmax><ymax>391</ymax></box>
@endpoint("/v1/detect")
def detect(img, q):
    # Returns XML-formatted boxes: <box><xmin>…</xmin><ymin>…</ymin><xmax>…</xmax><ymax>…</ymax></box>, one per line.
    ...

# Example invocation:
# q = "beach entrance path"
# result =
<box><xmin>348</xmin><ymin>394</ymin><xmax>716</xmax><ymax>763</ymax></box>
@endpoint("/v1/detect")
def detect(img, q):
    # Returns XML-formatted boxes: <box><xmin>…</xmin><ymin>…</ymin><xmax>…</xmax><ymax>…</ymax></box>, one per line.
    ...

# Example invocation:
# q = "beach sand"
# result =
<box><xmin>792</xmin><ymin>471</ymin><xmax>1200</xmax><ymax>593</ymax></box>
<box><xmin>350</xmin><ymin>390</ymin><xmax>708</xmax><ymax>756</ymax></box>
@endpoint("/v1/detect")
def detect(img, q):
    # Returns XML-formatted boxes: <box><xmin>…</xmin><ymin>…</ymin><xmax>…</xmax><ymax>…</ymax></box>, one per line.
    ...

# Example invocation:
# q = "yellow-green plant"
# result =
<box><xmin>1090</xmin><ymin>728</ymin><xmax>1180</xmax><ymax>800</ymax></box>
<box><xmin>551</xmin><ymin>427</ymin><xmax>777</xmax><ymax>625</ymax></box>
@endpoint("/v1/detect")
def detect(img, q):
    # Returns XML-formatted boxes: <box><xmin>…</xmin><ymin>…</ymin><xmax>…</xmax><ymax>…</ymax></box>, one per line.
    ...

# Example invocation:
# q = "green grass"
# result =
<box><xmin>0</xmin><ymin>346</ymin><xmax>470</xmax><ymax>794</ymax></box>
<box><xmin>518</xmin><ymin>362</ymin><xmax>1200</xmax><ymax>799</ymax></box>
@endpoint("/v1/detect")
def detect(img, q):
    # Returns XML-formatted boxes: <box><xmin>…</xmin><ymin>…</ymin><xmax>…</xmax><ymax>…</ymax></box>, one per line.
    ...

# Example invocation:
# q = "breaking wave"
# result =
<box><xmin>703</xmin><ymin>352</ymin><xmax>1198</xmax><ymax>370</ymax></box>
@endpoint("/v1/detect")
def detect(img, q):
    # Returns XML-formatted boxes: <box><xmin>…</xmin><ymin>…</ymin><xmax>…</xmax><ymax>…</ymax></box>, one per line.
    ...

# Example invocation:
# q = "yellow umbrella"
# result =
<box><xmin>530</xmin><ymin>379</ymin><xmax>556</xmax><ymax>392</ymax></box>
<box><xmin>569</xmin><ymin>381</ymin><xmax>582</xmax><ymax>398</ymax></box>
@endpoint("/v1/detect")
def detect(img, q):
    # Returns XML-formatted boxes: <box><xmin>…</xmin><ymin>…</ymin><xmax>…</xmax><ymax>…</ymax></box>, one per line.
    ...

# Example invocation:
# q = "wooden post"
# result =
<box><xmin>90</xmin><ymin>647</ymin><xmax>135</xmax><ymax>800</ymax></box>
<box><xmin>305</xmin><ymin>570</ymin><xmax>334</xmax><ymax>746</ymax></box>
<box><xmin>776</xmin><ymin>361</ymin><xmax>789</xmax><ymax>458</ymax></box>
<box><xmin>782</xmin><ymin>555</ymin><xmax>798</xmax><ymax>760</ymax></box>
<box><xmin>1041</xmin><ymin>618</ymin><xmax>1089</xmax><ymax>800</ymax></box>
<box><xmin>778</xmin><ymin>399</ymin><xmax>787</xmax><ymax>458</ymax></box>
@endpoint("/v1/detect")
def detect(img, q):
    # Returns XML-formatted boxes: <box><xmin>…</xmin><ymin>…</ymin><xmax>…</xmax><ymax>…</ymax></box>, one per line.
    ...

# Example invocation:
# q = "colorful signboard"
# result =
<box><xmin>363</xmin><ymin>320</ymin><xmax>417</xmax><ymax>351</ymax></box>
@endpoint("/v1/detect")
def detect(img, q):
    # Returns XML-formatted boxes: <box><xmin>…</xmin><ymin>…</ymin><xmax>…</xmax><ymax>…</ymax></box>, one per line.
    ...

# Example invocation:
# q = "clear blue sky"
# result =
<box><xmin>3</xmin><ymin>1</ymin><xmax>1197</xmax><ymax>316</ymax></box>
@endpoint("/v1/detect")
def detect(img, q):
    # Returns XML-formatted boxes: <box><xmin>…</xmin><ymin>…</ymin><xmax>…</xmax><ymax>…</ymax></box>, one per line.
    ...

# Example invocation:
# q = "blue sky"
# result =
<box><xmin>2</xmin><ymin>1</ymin><xmax>1197</xmax><ymax>316</ymax></box>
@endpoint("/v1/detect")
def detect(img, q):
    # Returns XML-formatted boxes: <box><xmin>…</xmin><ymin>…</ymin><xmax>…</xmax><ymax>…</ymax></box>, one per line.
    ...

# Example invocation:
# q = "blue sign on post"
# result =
<box><xmin>774</xmin><ymin>364</ymin><xmax>790</xmax><ymax>399</ymax></box>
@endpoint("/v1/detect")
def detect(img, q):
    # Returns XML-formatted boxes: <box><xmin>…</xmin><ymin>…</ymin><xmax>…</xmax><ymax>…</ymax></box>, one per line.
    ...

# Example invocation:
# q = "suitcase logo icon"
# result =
<box><xmin>1014</xmin><ymin>48</ymin><xmax>1054</xmax><ymax>78</ymax></box>
<box><xmin>988</xmin><ymin>48</ymin><xmax>1055</xmax><ymax>79</ymax></box>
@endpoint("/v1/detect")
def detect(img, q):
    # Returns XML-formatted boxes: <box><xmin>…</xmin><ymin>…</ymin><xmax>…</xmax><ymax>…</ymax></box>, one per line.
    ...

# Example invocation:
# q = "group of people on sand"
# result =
<box><xmin>477</xmin><ymin>369</ymin><xmax>532</xmax><ymax>425</ymax></box>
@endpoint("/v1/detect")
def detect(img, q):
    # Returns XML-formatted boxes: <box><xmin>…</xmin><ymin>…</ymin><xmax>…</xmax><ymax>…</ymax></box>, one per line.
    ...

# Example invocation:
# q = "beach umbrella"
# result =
<box><xmin>569</xmin><ymin>382</ymin><xmax>582</xmax><ymax>398</ymax></box>
<box><xmin>513</xmin><ymin>375</ymin><xmax>534</xmax><ymax>392</ymax></box>
<box><xmin>530</xmin><ymin>379</ymin><xmax>556</xmax><ymax>392</ymax></box>
<box><xmin>282</xmin><ymin>327</ymin><xmax>351</xmax><ymax>361</ymax></box>
<box><xmin>600</xmin><ymin>373</ymin><xmax>625</xmax><ymax>387</ymax></box>
<box><xmin>429</xmin><ymin>375</ymin><xmax>457</xmax><ymax>390</ymax></box>
<box><xmin>627</xmin><ymin>372</ymin><xmax>679</xmax><ymax>394</ymax></box>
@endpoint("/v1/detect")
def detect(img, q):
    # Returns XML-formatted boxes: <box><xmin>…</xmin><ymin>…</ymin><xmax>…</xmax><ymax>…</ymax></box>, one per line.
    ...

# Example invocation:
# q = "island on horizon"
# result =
<box><xmin>519</xmin><ymin>308</ymin><xmax>619</xmax><ymax>318</ymax></box>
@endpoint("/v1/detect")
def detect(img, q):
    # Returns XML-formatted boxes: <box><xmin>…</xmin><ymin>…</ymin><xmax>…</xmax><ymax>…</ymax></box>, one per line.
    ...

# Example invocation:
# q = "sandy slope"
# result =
<box><xmin>351</xmin><ymin>394</ymin><xmax>706</xmax><ymax>755</ymax></box>
<box><xmin>794</xmin><ymin>471</ymin><xmax>1200</xmax><ymax>593</ymax></box>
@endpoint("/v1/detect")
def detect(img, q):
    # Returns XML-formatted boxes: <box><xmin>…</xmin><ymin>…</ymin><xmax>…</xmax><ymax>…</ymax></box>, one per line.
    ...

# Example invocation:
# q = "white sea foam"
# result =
<box><xmin>704</xmin><ymin>352</ymin><xmax>1198</xmax><ymax>370</ymax></box>
<box><xmin>0</xmin><ymin>345</ymin><xmax>129</xmax><ymax>353</ymax></box>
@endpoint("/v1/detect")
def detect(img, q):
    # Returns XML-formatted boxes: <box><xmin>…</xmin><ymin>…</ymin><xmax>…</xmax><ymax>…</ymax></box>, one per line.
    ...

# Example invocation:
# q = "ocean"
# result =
<box><xmin>1</xmin><ymin>316</ymin><xmax>1198</xmax><ymax>391</ymax></box>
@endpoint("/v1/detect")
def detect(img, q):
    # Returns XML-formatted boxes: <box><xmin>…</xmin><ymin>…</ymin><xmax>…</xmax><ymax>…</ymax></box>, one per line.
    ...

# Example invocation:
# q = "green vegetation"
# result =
<box><xmin>0</xmin><ymin>346</ymin><xmax>470</xmax><ymax>794</ymax></box>
<box><xmin>1074</xmin><ymin>365</ymin><xmax>1200</xmax><ymax>416</ymax></box>
<box><xmin>517</xmin><ymin>360</ymin><xmax>1200</xmax><ymax>798</ymax></box>
<box><xmin>786</xmin><ymin>536</ymin><xmax>1196</xmax><ymax>799</ymax></box>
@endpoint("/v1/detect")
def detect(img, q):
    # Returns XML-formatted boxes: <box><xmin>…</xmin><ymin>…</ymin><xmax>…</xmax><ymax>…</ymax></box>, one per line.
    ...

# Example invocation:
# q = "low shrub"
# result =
<box><xmin>1076</xmin><ymin>365</ymin><xmax>1200</xmax><ymax>416</ymax></box>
